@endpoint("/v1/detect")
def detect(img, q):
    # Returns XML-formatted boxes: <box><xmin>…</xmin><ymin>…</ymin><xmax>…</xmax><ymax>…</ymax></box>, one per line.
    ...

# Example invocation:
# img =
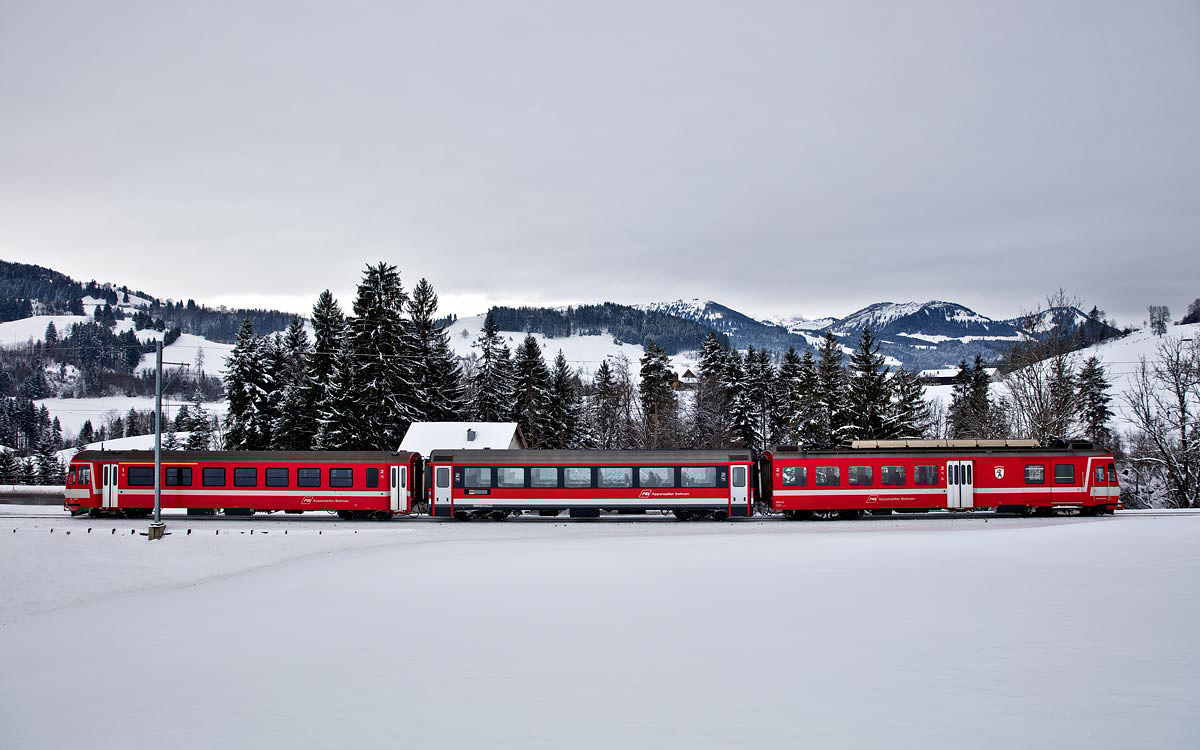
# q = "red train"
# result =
<box><xmin>64</xmin><ymin>450</ymin><xmax>423</xmax><ymax>520</ymax></box>
<box><xmin>761</xmin><ymin>440</ymin><xmax>1120</xmax><ymax>519</ymax></box>
<box><xmin>64</xmin><ymin>440</ymin><xmax>1118</xmax><ymax>521</ymax></box>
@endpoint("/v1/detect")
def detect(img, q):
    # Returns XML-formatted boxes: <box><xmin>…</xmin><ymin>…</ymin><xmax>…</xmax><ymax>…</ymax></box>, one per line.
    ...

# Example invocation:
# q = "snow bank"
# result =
<box><xmin>0</xmin><ymin>514</ymin><xmax>1195</xmax><ymax>749</ymax></box>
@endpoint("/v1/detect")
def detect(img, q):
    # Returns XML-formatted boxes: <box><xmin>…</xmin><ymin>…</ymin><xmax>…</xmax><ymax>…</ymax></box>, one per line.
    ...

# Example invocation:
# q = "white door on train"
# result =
<box><xmin>389</xmin><ymin>465</ymin><xmax>407</xmax><ymax>513</ymax></box>
<box><xmin>433</xmin><ymin>465</ymin><xmax>452</xmax><ymax>512</ymax></box>
<box><xmin>946</xmin><ymin>460</ymin><xmax>974</xmax><ymax>509</ymax></box>
<box><xmin>102</xmin><ymin>463</ymin><xmax>119</xmax><ymax>509</ymax></box>
<box><xmin>730</xmin><ymin>464</ymin><xmax>749</xmax><ymax>510</ymax></box>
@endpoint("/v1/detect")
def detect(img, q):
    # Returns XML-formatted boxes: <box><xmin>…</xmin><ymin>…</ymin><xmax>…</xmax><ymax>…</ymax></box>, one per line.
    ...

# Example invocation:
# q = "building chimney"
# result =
<box><xmin>467</xmin><ymin>428</ymin><xmax>476</xmax><ymax>442</ymax></box>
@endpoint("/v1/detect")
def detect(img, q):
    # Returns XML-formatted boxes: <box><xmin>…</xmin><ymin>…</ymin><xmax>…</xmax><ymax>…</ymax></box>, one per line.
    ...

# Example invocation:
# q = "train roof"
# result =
<box><xmin>428</xmin><ymin>449</ymin><xmax>753</xmax><ymax>464</ymax></box>
<box><xmin>769</xmin><ymin>438</ymin><xmax>1108</xmax><ymax>458</ymax></box>
<box><xmin>71</xmin><ymin>450</ymin><xmax>415</xmax><ymax>463</ymax></box>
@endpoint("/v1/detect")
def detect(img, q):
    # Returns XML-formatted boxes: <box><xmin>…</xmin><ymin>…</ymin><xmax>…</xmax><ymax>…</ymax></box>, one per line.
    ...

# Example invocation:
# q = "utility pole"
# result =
<box><xmin>148</xmin><ymin>340</ymin><xmax>189</xmax><ymax>541</ymax></box>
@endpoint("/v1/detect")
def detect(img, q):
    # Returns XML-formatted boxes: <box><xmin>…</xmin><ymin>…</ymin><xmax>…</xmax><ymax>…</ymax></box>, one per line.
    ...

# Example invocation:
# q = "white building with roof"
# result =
<box><xmin>399</xmin><ymin>422</ymin><xmax>526</xmax><ymax>457</ymax></box>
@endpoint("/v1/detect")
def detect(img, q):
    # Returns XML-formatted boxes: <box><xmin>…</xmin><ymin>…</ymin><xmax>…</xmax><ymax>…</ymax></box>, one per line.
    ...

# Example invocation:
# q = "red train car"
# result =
<box><xmin>760</xmin><ymin>439</ymin><xmax>1119</xmax><ymax>519</ymax></box>
<box><xmin>64</xmin><ymin>450</ymin><xmax>423</xmax><ymax>520</ymax></box>
<box><xmin>427</xmin><ymin>449</ymin><xmax>756</xmax><ymax>520</ymax></box>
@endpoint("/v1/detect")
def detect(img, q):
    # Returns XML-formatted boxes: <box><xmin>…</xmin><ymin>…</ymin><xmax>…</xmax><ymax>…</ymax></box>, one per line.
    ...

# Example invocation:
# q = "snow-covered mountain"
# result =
<box><xmin>637</xmin><ymin>299</ymin><xmax>812</xmax><ymax>353</ymax></box>
<box><xmin>829</xmin><ymin>301</ymin><xmax>1022</xmax><ymax>340</ymax></box>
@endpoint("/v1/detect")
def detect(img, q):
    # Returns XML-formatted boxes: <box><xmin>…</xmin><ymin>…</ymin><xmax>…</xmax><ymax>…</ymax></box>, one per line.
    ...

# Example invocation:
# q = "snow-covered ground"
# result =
<box><xmin>0</xmin><ymin>511</ymin><xmax>1195</xmax><ymax>749</ymax></box>
<box><xmin>446</xmin><ymin>313</ymin><xmax>701</xmax><ymax>380</ymax></box>
<box><xmin>135</xmin><ymin>331</ymin><xmax>234</xmax><ymax>375</ymax></box>
<box><xmin>0</xmin><ymin>314</ymin><xmax>167</xmax><ymax>348</ymax></box>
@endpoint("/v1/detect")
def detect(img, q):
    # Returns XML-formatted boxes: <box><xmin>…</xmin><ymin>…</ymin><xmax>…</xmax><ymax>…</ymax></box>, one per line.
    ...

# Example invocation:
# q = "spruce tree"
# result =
<box><xmin>812</xmin><ymin>332</ymin><xmax>849</xmax><ymax>448</ymax></box>
<box><xmin>770</xmin><ymin>347</ymin><xmax>805</xmax><ymax>445</ymax></box>
<box><xmin>0</xmin><ymin>450</ymin><xmax>19</xmax><ymax>484</ymax></box>
<box><xmin>723</xmin><ymin>349</ymin><xmax>758</xmax><ymax>449</ymax></box>
<box><xmin>76</xmin><ymin>419</ymin><xmax>95</xmax><ymax>448</ymax></box>
<box><xmin>744</xmin><ymin>347</ymin><xmax>776</xmax><ymax>451</ymax></box>
<box><xmin>470</xmin><ymin>312</ymin><xmax>514</xmax><ymax>422</ymax></box>
<box><xmin>689</xmin><ymin>332</ymin><xmax>731</xmax><ymax>448</ymax></box>
<box><xmin>185</xmin><ymin>391</ymin><xmax>213</xmax><ymax>450</ymax></box>
<box><xmin>308</xmin><ymin>290</ymin><xmax>349</xmax><ymax>437</ymax></box>
<box><xmin>794</xmin><ymin>349</ymin><xmax>822</xmax><ymax>447</ymax></box>
<box><xmin>887</xmin><ymin>368</ymin><xmax>930</xmax><ymax>438</ymax></box>
<box><xmin>350</xmin><ymin>262</ymin><xmax>419</xmax><ymax>449</ymax></box>
<box><xmin>544</xmin><ymin>351</ymin><xmax>585</xmax><ymax>449</ymax></box>
<box><xmin>223</xmin><ymin>319</ymin><xmax>271</xmax><ymax>449</ymax></box>
<box><xmin>512</xmin><ymin>335</ymin><xmax>552</xmax><ymax>448</ymax></box>
<box><xmin>845</xmin><ymin>326</ymin><xmax>890</xmax><ymax>440</ymax></box>
<box><xmin>271</xmin><ymin>318</ymin><xmax>318</xmax><ymax>450</ymax></box>
<box><xmin>313</xmin><ymin>340</ymin><xmax>365</xmax><ymax>449</ymax></box>
<box><xmin>589</xmin><ymin>359</ymin><xmax>625</xmax><ymax>450</ymax></box>
<box><xmin>638</xmin><ymin>339</ymin><xmax>678</xmax><ymax>449</ymax></box>
<box><xmin>1077</xmin><ymin>356</ymin><xmax>1113</xmax><ymax>448</ymax></box>
<box><xmin>1048</xmin><ymin>356</ymin><xmax>1077</xmax><ymax>439</ymax></box>
<box><xmin>407</xmin><ymin>278</ymin><xmax>466</xmax><ymax>421</ymax></box>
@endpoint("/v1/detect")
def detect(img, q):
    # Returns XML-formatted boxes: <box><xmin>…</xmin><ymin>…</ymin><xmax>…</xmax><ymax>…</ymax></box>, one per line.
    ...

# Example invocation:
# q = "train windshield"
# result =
<box><xmin>71</xmin><ymin>465</ymin><xmax>91</xmax><ymax>485</ymax></box>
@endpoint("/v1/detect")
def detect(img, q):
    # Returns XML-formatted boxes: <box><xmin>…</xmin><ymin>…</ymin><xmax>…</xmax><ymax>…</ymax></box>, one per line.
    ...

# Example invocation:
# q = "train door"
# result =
<box><xmin>389</xmin><ymin>465</ymin><xmax>407</xmax><ymax>513</ymax></box>
<box><xmin>730</xmin><ymin>464</ymin><xmax>749</xmax><ymax>511</ymax></box>
<box><xmin>946</xmin><ymin>460</ymin><xmax>974</xmax><ymax>509</ymax></box>
<box><xmin>102</xmin><ymin>463</ymin><xmax>119</xmax><ymax>509</ymax></box>
<box><xmin>433</xmin><ymin>464</ymin><xmax>452</xmax><ymax>513</ymax></box>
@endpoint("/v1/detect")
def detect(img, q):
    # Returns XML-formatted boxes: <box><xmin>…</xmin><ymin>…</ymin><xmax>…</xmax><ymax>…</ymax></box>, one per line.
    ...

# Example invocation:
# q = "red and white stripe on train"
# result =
<box><xmin>64</xmin><ymin>450</ymin><xmax>423</xmax><ymax>520</ymax></box>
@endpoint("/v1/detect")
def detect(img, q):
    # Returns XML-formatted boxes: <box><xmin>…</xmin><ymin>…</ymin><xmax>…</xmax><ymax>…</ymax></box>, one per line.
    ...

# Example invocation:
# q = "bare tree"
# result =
<box><xmin>1001</xmin><ymin>290</ymin><xmax>1082</xmax><ymax>442</ymax></box>
<box><xmin>1148</xmin><ymin>305</ymin><xmax>1170</xmax><ymax>336</ymax></box>
<box><xmin>1122</xmin><ymin>336</ymin><xmax>1200</xmax><ymax>507</ymax></box>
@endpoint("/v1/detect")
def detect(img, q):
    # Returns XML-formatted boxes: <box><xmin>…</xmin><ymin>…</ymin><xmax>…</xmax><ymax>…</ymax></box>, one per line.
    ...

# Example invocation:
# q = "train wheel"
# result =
<box><xmin>812</xmin><ymin>509</ymin><xmax>839</xmax><ymax>521</ymax></box>
<box><xmin>838</xmin><ymin>510</ymin><xmax>862</xmax><ymax>520</ymax></box>
<box><xmin>673</xmin><ymin>510</ymin><xmax>694</xmax><ymax>522</ymax></box>
<box><xmin>865</xmin><ymin>509</ymin><xmax>893</xmax><ymax>517</ymax></box>
<box><xmin>538</xmin><ymin>509</ymin><xmax>561</xmax><ymax>517</ymax></box>
<box><xmin>488</xmin><ymin>511</ymin><xmax>508</xmax><ymax>522</ymax></box>
<box><xmin>711</xmin><ymin>511</ymin><xmax>729</xmax><ymax>521</ymax></box>
<box><xmin>373</xmin><ymin>511</ymin><xmax>394</xmax><ymax>521</ymax></box>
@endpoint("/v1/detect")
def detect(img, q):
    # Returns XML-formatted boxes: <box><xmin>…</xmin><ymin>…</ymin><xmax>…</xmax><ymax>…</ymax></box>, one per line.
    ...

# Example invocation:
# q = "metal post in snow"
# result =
<box><xmin>150</xmin><ymin>340</ymin><xmax>165</xmax><ymax>540</ymax></box>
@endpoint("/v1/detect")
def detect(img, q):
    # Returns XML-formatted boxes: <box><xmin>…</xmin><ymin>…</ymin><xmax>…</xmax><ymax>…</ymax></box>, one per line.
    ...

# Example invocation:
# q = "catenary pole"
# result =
<box><xmin>152</xmin><ymin>340</ymin><xmax>164</xmax><ymax>536</ymax></box>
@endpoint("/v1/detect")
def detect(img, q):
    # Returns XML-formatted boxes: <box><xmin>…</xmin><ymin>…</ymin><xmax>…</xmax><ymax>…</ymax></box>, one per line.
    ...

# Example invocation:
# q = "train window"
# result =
<box><xmin>881</xmin><ymin>466</ymin><xmax>906</xmax><ymax>486</ymax></box>
<box><xmin>815</xmin><ymin>467</ymin><xmax>840</xmax><ymax>486</ymax></box>
<box><xmin>202</xmin><ymin>467</ymin><xmax>226</xmax><ymax>486</ymax></box>
<box><xmin>1108</xmin><ymin>463</ymin><xmax>1116</xmax><ymax>483</ymax></box>
<box><xmin>598</xmin><ymin>467</ymin><xmax>632</xmax><ymax>488</ymax></box>
<box><xmin>682</xmin><ymin>467</ymin><xmax>718</xmax><ymax>487</ymax></box>
<box><xmin>77</xmin><ymin>466</ymin><xmax>91</xmax><ymax>484</ymax></box>
<box><xmin>164</xmin><ymin>467</ymin><xmax>192</xmax><ymax>486</ymax></box>
<box><xmin>297</xmin><ymin>468</ymin><xmax>321</xmax><ymax>488</ymax></box>
<box><xmin>364</xmin><ymin>469</ymin><xmax>379</xmax><ymax>489</ymax></box>
<box><xmin>128</xmin><ymin>466</ymin><xmax>154</xmax><ymax>486</ymax></box>
<box><xmin>1025</xmin><ymin>465</ymin><xmax>1045</xmax><ymax>484</ymax></box>
<box><xmin>464</xmin><ymin>467</ymin><xmax>492</xmax><ymax>488</ymax></box>
<box><xmin>966</xmin><ymin>464</ymin><xmax>972</xmax><ymax>484</ymax></box>
<box><xmin>329</xmin><ymin>468</ymin><xmax>354</xmax><ymax>488</ymax></box>
<box><xmin>435</xmin><ymin>467</ymin><xmax>450</xmax><ymax>488</ymax></box>
<box><xmin>564</xmin><ymin>467</ymin><xmax>592</xmax><ymax>488</ymax></box>
<box><xmin>732</xmin><ymin>466</ymin><xmax>746</xmax><ymax>488</ymax></box>
<box><xmin>1054</xmin><ymin>464</ymin><xmax>1075</xmax><ymax>485</ymax></box>
<box><xmin>781</xmin><ymin>467</ymin><xmax>806</xmax><ymax>486</ymax></box>
<box><xmin>266</xmin><ymin>468</ymin><xmax>289</xmax><ymax>487</ymax></box>
<box><xmin>848</xmin><ymin>466</ymin><xmax>873</xmax><ymax>486</ymax></box>
<box><xmin>1095</xmin><ymin>467</ymin><xmax>1105</xmax><ymax>484</ymax></box>
<box><xmin>914</xmin><ymin>465</ymin><xmax>937</xmax><ymax>485</ymax></box>
<box><xmin>531</xmin><ymin>467</ymin><xmax>558</xmax><ymax>487</ymax></box>
<box><xmin>497</xmin><ymin>467</ymin><xmax>525</xmax><ymax>488</ymax></box>
<box><xmin>67</xmin><ymin>468</ymin><xmax>76</xmax><ymax>483</ymax></box>
<box><xmin>234</xmin><ymin>468</ymin><xmax>258</xmax><ymax>487</ymax></box>
<box><xmin>639</xmin><ymin>467</ymin><xmax>674</xmax><ymax>488</ymax></box>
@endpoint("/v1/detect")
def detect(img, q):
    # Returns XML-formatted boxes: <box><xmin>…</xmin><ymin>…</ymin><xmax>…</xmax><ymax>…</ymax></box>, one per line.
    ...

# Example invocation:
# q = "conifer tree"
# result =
<box><xmin>745</xmin><ymin>347</ymin><xmax>775</xmax><ymax>451</ymax></box>
<box><xmin>845</xmin><ymin>326</ymin><xmax>890</xmax><ymax>440</ymax></box>
<box><xmin>689</xmin><ymin>332</ymin><xmax>731</xmax><ymax>448</ymax></box>
<box><xmin>313</xmin><ymin>340</ymin><xmax>365</xmax><ymax>449</ymax></box>
<box><xmin>812</xmin><ymin>332</ymin><xmax>849</xmax><ymax>447</ymax></box>
<box><xmin>350</xmin><ymin>262</ymin><xmax>419</xmax><ymax>448</ymax></box>
<box><xmin>1077</xmin><ymin>356</ymin><xmax>1113</xmax><ymax>448</ymax></box>
<box><xmin>185</xmin><ymin>391</ymin><xmax>213</xmax><ymax>450</ymax></box>
<box><xmin>512</xmin><ymin>335</ymin><xmax>552</xmax><ymax>448</ymax></box>
<box><xmin>794</xmin><ymin>349</ymin><xmax>822</xmax><ymax>446</ymax></box>
<box><xmin>638</xmin><ymin>340</ymin><xmax>678</xmax><ymax>449</ymax></box>
<box><xmin>887</xmin><ymin>368</ymin><xmax>930</xmax><ymax>438</ymax></box>
<box><xmin>76</xmin><ymin>419</ymin><xmax>95</xmax><ymax>448</ymax></box>
<box><xmin>0</xmin><ymin>450</ymin><xmax>19</xmax><ymax>484</ymax></box>
<box><xmin>223</xmin><ymin>319</ymin><xmax>271</xmax><ymax>449</ymax></box>
<box><xmin>308</xmin><ymin>290</ymin><xmax>349</xmax><ymax>436</ymax></box>
<box><xmin>771</xmin><ymin>347</ymin><xmax>805</xmax><ymax>445</ymax></box>
<box><xmin>271</xmin><ymin>318</ymin><xmax>317</xmax><ymax>450</ymax></box>
<box><xmin>589</xmin><ymin>358</ymin><xmax>627</xmax><ymax>450</ymax></box>
<box><xmin>723</xmin><ymin>349</ymin><xmax>758</xmax><ymax>449</ymax></box>
<box><xmin>544</xmin><ymin>351</ymin><xmax>585</xmax><ymax>448</ymax></box>
<box><xmin>470</xmin><ymin>312</ymin><xmax>514</xmax><ymax>422</ymax></box>
<box><xmin>1048</xmin><ymin>356</ymin><xmax>1077</xmax><ymax>439</ymax></box>
<box><xmin>407</xmin><ymin>278</ymin><xmax>466</xmax><ymax>421</ymax></box>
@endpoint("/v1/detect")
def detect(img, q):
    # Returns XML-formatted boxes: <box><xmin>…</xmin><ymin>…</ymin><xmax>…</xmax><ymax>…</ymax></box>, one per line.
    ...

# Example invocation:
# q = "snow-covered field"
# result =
<box><xmin>0</xmin><ymin>314</ymin><xmax>166</xmax><ymax>348</ymax></box>
<box><xmin>32</xmin><ymin>395</ymin><xmax>225</xmax><ymax>436</ymax></box>
<box><xmin>0</xmin><ymin>509</ymin><xmax>1195</xmax><ymax>749</ymax></box>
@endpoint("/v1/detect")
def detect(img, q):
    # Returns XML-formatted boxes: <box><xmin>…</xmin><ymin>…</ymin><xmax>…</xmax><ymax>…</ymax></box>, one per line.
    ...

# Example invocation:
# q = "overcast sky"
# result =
<box><xmin>1</xmin><ymin>1</ymin><xmax>1196</xmax><ymax>325</ymax></box>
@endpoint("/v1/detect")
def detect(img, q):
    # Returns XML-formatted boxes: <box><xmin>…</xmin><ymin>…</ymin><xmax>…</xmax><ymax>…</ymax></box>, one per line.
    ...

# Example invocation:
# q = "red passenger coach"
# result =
<box><xmin>427</xmin><ymin>450</ymin><xmax>756</xmax><ymax>520</ymax></box>
<box><xmin>761</xmin><ymin>439</ymin><xmax>1119</xmax><ymax>519</ymax></box>
<box><xmin>65</xmin><ymin>450</ymin><xmax>423</xmax><ymax>520</ymax></box>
